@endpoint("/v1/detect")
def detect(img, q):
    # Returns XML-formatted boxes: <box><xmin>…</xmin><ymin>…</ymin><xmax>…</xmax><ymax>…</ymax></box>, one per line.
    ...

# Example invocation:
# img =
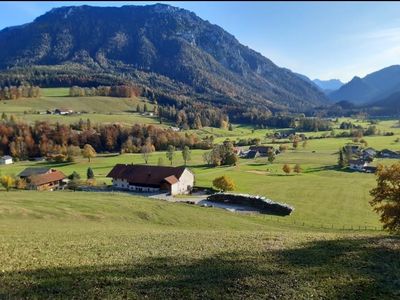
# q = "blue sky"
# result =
<box><xmin>0</xmin><ymin>1</ymin><xmax>399</xmax><ymax>82</ymax></box>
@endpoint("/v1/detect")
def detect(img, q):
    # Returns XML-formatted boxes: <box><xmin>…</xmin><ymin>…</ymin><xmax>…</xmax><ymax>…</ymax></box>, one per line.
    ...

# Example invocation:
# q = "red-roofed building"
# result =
<box><xmin>20</xmin><ymin>169</ymin><xmax>67</xmax><ymax>191</ymax></box>
<box><xmin>107</xmin><ymin>164</ymin><xmax>194</xmax><ymax>195</ymax></box>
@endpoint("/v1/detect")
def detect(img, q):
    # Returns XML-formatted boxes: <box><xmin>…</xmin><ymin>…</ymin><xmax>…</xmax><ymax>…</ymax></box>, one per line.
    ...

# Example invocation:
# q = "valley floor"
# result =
<box><xmin>1</xmin><ymin>89</ymin><xmax>400</xmax><ymax>298</ymax></box>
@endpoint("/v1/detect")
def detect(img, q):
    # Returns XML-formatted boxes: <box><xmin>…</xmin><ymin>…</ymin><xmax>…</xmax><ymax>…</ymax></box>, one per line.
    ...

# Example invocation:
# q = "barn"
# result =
<box><xmin>107</xmin><ymin>164</ymin><xmax>195</xmax><ymax>195</ymax></box>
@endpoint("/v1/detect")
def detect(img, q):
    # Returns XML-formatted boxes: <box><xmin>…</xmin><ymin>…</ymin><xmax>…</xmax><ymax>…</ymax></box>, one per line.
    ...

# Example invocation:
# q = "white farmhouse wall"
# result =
<box><xmin>112</xmin><ymin>178</ymin><xmax>160</xmax><ymax>192</ymax></box>
<box><xmin>0</xmin><ymin>158</ymin><xmax>13</xmax><ymax>165</ymax></box>
<box><xmin>349</xmin><ymin>163</ymin><xmax>367</xmax><ymax>171</ymax></box>
<box><xmin>173</xmin><ymin>169</ymin><xmax>194</xmax><ymax>195</ymax></box>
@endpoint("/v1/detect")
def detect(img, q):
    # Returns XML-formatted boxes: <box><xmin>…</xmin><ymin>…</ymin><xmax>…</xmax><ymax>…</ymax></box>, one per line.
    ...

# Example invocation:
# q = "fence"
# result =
<box><xmin>264</xmin><ymin>215</ymin><xmax>384</xmax><ymax>232</ymax></box>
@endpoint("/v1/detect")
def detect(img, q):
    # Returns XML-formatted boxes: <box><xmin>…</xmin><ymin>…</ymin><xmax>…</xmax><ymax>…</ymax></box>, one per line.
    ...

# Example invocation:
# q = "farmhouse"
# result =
<box><xmin>378</xmin><ymin>149</ymin><xmax>400</xmax><ymax>159</ymax></box>
<box><xmin>245</xmin><ymin>150</ymin><xmax>260</xmax><ymax>159</ymax></box>
<box><xmin>54</xmin><ymin>108</ymin><xmax>73</xmax><ymax>115</ymax></box>
<box><xmin>349</xmin><ymin>159</ymin><xmax>368</xmax><ymax>171</ymax></box>
<box><xmin>18</xmin><ymin>167</ymin><xmax>66</xmax><ymax>190</ymax></box>
<box><xmin>0</xmin><ymin>155</ymin><xmax>13</xmax><ymax>165</ymax></box>
<box><xmin>249</xmin><ymin>146</ymin><xmax>275</xmax><ymax>157</ymax></box>
<box><xmin>362</xmin><ymin>148</ymin><xmax>377</xmax><ymax>161</ymax></box>
<box><xmin>107</xmin><ymin>164</ymin><xmax>194</xmax><ymax>195</ymax></box>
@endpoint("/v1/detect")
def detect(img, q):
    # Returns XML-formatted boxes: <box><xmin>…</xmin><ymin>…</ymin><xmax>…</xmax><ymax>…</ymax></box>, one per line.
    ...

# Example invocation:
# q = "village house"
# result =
<box><xmin>362</xmin><ymin>148</ymin><xmax>377</xmax><ymax>161</ymax></box>
<box><xmin>249</xmin><ymin>145</ymin><xmax>276</xmax><ymax>157</ymax></box>
<box><xmin>244</xmin><ymin>150</ymin><xmax>260</xmax><ymax>159</ymax></box>
<box><xmin>378</xmin><ymin>149</ymin><xmax>400</xmax><ymax>159</ymax></box>
<box><xmin>349</xmin><ymin>159</ymin><xmax>369</xmax><ymax>172</ymax></box>
<box><xmin>54</xmin><ymin>108</ymin><xmax>74</xmax><ymax>115</ymax></box>
<box><xmin>18</xmin><ymin>167</ymin><xmax>66</xmax><ymax>191</ymax></box>
<box><xmin>107</xmin><ymin>164</ymin><xmax>195</xmax><ymax>195</ymax></box>
<box><xmin>169</xmin><ymin>126</ymin><xmax>180</xmax><ymax>132</ymax></box>
<box><xmin>233</xmin><ymin>147</ymin><xmax>243</xmax><ymax>156</ymax></box>
<box><xmin>0</xmin><ymin>155</ymin><xmax>13</xmax><ymax>165</ymax></box>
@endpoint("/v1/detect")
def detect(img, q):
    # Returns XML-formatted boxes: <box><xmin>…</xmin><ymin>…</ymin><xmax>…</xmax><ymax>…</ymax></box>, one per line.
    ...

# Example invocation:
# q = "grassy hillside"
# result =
<box><xmin>0</xmin><ymin>146</ymin><xmax>392</xmax><ymax>229</ymax></box>
<box><xmin>0</xmin><ymin>88</ymin><xmax>163</xmax><ymax>126</ymax></box>
<box><xmin>0</xmin><ymin>192</ymin><xmax>398</xmax><ymax>299</ymax></box>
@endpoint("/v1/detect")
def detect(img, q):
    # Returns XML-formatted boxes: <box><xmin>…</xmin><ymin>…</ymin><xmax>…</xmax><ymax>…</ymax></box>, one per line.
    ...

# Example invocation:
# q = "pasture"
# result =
<box><xmin>0</xmin><ymin>191</ymin><xmax>399</xmax><ymax>299</ymax></box>
<box><xmin>1</xmin><ymin>89</ymin><xmax>400</xmax><ymax>298</ymax></box>
<box><xmin>0</xmin><ymin>88</ymin><xmax>161</xmax><ymax>126</ymax></box>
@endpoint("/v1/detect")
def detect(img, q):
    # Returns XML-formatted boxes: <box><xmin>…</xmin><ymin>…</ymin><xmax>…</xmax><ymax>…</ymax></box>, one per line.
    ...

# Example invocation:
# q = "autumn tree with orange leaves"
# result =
<box><xmin>370</xmin><ymin>163</ymin><xmax>400</xmax><ymax>233</ymax></box>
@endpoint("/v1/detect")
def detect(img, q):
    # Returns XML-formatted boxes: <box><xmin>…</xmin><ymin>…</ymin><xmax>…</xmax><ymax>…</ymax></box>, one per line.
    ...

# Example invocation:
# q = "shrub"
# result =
<box><xmin>282</xmin><ymin>164</ymin><xmax>291</xmax><ymax>175</ymax></box>
<box><xmin>15</xmin><ymin>178</ymin><xmax>27</xmax><ymax>190</ymax></box>
<box><xmin>294</xmin><ymin>164</ymin><xmax>302</xmax><ymax>174</ymax></box>
<box><xmin>212</xmin><ymin>176</ymin><xmax>236</xmax><ymax>191</ymax></box>
<box><xmin>0</xmin><ymin>175</ymin><xmax>15</xmax><ymax>191</ymax></box>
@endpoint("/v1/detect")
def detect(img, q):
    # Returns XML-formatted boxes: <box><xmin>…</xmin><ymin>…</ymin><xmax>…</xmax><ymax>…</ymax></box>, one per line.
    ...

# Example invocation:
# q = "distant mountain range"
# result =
<box><xmin>312</xmin><ymin>79</ymin><xmax>343</xmax><ymax>94</ymax></box>
<box><xmin>293</xmin><ymin>73</ymin><xmax>343</xmax><ymax>95</ymax></box>
<box><xmin>329</xmin><ymin>65</ymin><xmax>400</xmax><ymax>105</ymax></box>
<box><xmin>0</xmin><ymin>4</ymin><xmax>328</xmax><ymax>112</ymax></box>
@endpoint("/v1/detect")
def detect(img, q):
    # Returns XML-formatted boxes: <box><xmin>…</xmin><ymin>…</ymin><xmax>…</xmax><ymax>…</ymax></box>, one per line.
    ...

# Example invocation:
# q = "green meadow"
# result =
<box><xmin>1</xmin><ymin>89</ymin><xmax>400</xmax><ymax>298</ymax></box>
<box><xmin>0</xmin><ymin>87</ymin><xmax>162</xmax><ymax>126</ymax></box>
<box><xmin>0</xmin><ymin>192</ymin><xmax>399</xmax><ymax>299</ymax></box>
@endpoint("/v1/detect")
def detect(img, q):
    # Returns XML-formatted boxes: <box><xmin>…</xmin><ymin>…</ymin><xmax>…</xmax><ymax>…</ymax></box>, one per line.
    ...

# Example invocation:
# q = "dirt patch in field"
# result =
<box><xmin>246</xmin><ymin>170</ymin><xmax>269</xmax><ymax>175</ymax></box>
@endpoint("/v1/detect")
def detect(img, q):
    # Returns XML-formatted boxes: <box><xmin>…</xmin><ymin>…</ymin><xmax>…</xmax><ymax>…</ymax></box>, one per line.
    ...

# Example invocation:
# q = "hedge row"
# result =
<box><xmin>207</xmin><ymin>193</ymin><xmax>294</xmax><ymax>216</ymax></box>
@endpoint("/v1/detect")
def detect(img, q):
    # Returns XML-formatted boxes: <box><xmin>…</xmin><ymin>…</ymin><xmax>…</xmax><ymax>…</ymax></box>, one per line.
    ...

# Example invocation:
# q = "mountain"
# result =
<box><xmin>0</xmin><ymin>4</ymin><xmax>327</xmax><ymax>112</ymax></box>
<box><xmin>368</xmin><ymin>91</ymin><xmax>400</xmax><ymax>116</ymax></box>
<box><xmin>293</xmin><ymin>72</ymin><xmax>315</xmax><ymax>85</ymax></box>
<box><xmin>329</xmin><ymin>65</ymin><xmax>400</xmax><ymax>104</ymax></box>
<box><xmin>312</xmin><ymin>79</ymin><xmax>343</xmax><ymax>94</ymax></box>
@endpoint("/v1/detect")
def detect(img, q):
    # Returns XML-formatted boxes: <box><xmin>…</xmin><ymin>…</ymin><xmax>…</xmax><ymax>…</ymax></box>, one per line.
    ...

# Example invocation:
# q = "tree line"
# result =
<box><xmin>0</xmin><ymin>85</ymin><xmax>41</xmax><ymax>100</ymax></box>
<box><xmin>0</xmin><ymin>114</ymin><xmax>213</xmax><ymax>160</ymax></box>
<box><xmin>69</xmin><ymin>85</ymin><xmax>142</xmax><ymax>98</ymax></box>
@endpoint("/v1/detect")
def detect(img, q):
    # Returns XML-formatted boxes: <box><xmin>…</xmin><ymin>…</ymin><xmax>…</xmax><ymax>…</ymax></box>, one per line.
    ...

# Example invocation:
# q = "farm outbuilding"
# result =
<box><xmin>0</xmin><ymin>155</ymin><xmax>13</xmax><ymax>165</ymax></box>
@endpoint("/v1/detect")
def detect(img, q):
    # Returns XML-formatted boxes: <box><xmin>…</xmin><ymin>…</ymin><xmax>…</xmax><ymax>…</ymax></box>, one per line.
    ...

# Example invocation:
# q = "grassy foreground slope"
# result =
<box><xmin>0</xmin><ymin>191</ymin><xmax>399</xmax><ymax>299</ymax></box>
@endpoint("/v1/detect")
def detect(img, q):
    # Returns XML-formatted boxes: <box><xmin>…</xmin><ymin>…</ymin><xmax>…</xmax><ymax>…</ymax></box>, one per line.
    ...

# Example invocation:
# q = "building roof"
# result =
<box><xmin>349</xmin><ymin>159</ymin><xmax>367</xmax><ymax>165</ymax></box>
<box><xmin>246</xmin><ymin>150</ymin><xmax>259</xmax><ymax>159</ymax></box>
<box><xmin>1</xmin><ymin>155</ymin><xmax>12</xmax><ymax>160</ymax></box>
<box><xmin>19</xmin><ymin>167</ymin><xmax>50</xmax><ymax>177</ymax></box>
<box><xmin>249</xmin><ymin>146</ymin><xmax>274</xmax><ymax>153</ymax></box>
<box><xmin>163</xmin><ymin>175</ymin><xmax>179</xmax><ymax>185</ymax></box>
<box><xmin>364</xmin><ymin>166</ymin><xmax>377</xmax><ymax>172</ymax></box>
<box><xmin>29</xmin><ymin>170</ymin><xmax>66</xmax><ymax>186</ymax></box>
<box><xmin>380</xmin><ymin>149</ymin><xmax>399</xmax><ymax>154</ymax></box>
<box><xmin>363</xmin><ymin>148</ymin><xmax>376</xmax><ymax>155</ymax></box>
<box><xmin>107</xmin><ymin>164</ymin><xmax>187</xmax><ymax>187</ymax></box>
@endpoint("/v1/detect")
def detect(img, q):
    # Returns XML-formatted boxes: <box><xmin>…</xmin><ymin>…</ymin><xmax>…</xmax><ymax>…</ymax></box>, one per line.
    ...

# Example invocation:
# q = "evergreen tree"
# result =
<box><xmin>87</xmin><ymin>167</ymin><xmax>94</xmax><ymax>179</ymax></box>
<box><xmin>338</xmin><ymin>149</ymin><xmax>345</xmax><ymax>168</ymax></box>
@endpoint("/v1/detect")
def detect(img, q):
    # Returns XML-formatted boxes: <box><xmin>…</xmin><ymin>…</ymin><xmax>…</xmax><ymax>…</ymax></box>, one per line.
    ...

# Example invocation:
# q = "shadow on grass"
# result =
<box><xmin>246</xmin><ymin>162</ymin><xmax>268</xmax><ymax>167</ymax></box>
<box><xmin>34</xmin><ymin>161</ymin><xmax>76</xmax><ymax>168</ymax></box>
<box><xmin>304</xmin><ymin>165</ymin><xmax>339</xmax><ymax>173</ymax></box>
<box><xmin>267</xmin><ymin>174</ymin><xmax>296</xmax><ymax>177</ymax></box>
<box><xmin>1</xmin><ymin>236</ymin><xmax>398</xmax><ymax>299</ymax></box>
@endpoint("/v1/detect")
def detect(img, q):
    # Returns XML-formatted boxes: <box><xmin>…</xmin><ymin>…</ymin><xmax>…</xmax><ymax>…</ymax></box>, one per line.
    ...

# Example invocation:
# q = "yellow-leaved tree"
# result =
<box><xmin>0</xmin><ymin>175</ymin><xmax>15</xmax><ymax>191</ymax></box>
<box><xmin>370</xmin><ymin>163</ymin><xmax>400</xmax><ymax>233</ymax></box>
<box><xmin>82</xmin><ymin>144</ymin><xmax>96</xmax><ymax>162</ymax></box>
<box><xmin>212</xmin><ymin>176</ymin><xmax>235</xmax><ymax>192</ymax></box>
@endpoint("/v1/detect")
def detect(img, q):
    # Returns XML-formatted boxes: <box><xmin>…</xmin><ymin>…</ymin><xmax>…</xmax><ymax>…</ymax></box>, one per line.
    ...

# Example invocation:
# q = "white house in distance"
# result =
<box><xmin>0</xmin><ymin>155</ymin><xmax>13</xmax><ymax>165</ymax></box>
<box><xmin>107</xmin><ymin>164</ymin><xmax>195</xmax><ymax>195</ymax></box>
<box><xmin>349</xmin><ymin>159</ymin><xmax>368</xmax><ymax>171</ymax></box>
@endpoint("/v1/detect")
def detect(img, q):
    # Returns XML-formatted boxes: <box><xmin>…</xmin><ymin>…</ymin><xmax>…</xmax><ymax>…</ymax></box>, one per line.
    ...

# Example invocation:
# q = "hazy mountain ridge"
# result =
<box><xmin>0</xmin><ymin>4</ymin><xmax>328</xmax><ymax>112</ymax></box>
<box><xmin>329</xmin><ymin>65</ymin><xmax>400</xmax><ymax>104</ymax></box>
<box><xmin>313</xmin><ymin>79</ymin><xmax>343</xmax><ymax>94</ymax></box>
